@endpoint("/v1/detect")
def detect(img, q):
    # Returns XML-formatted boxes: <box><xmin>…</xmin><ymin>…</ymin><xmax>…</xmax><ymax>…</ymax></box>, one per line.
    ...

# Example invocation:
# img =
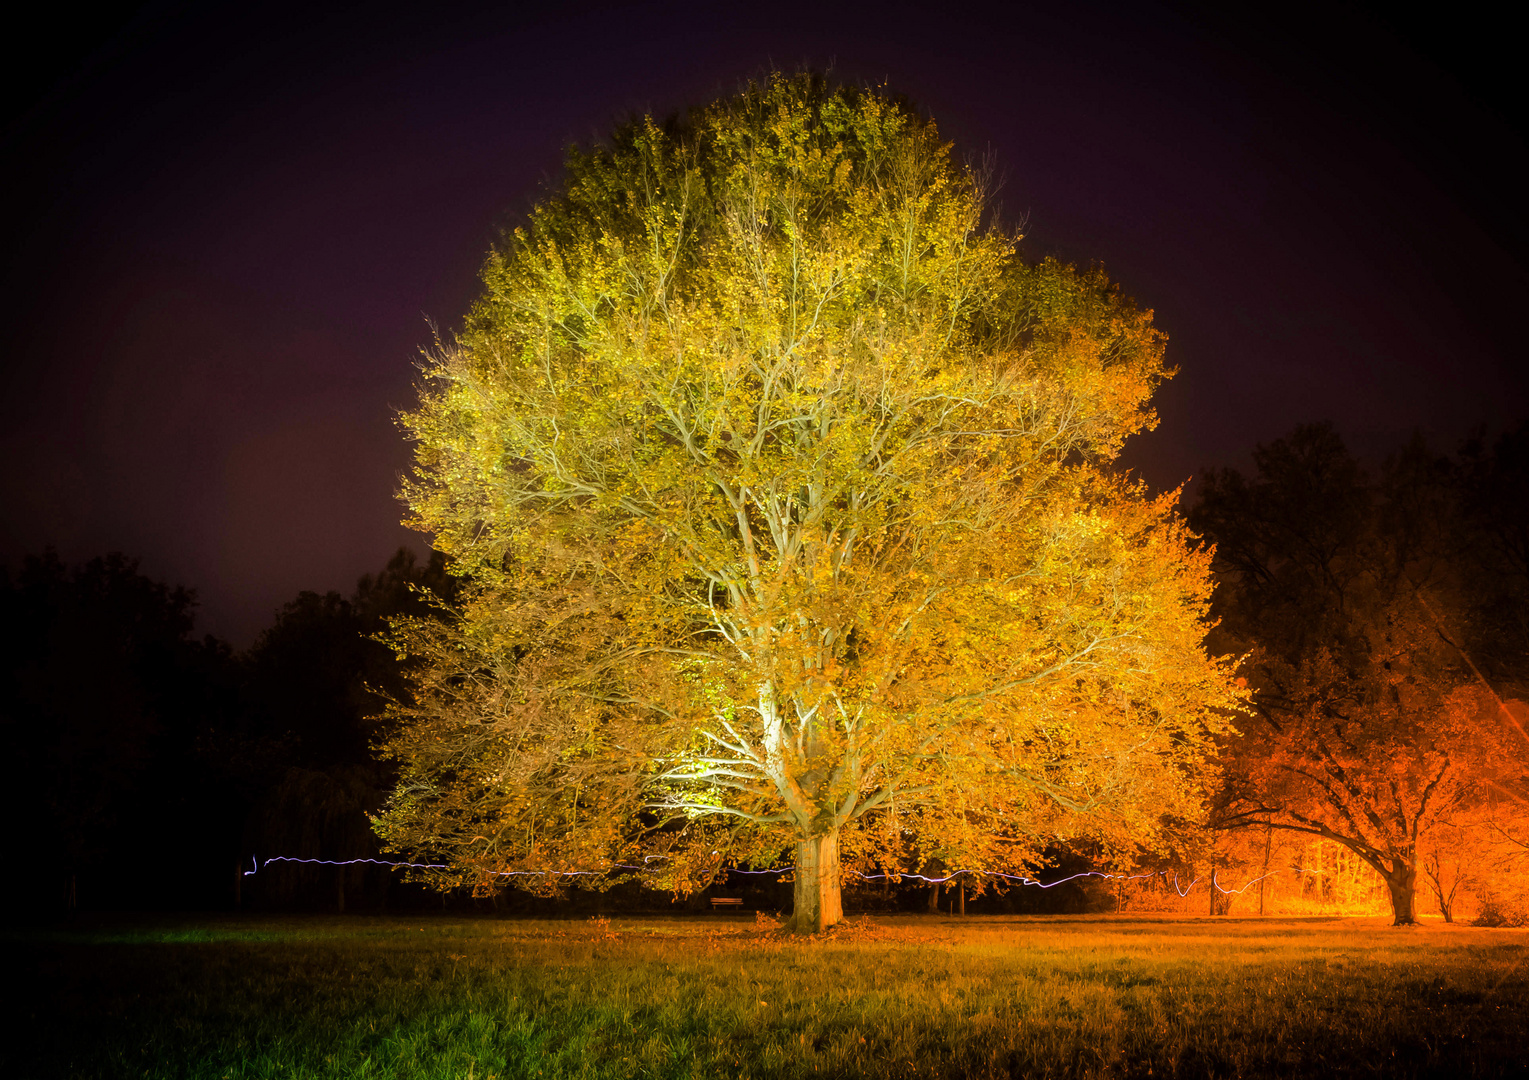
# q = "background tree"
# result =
<box><xmin>1434</xmin><ymin>426</ymin><xmax>1529</xmax><ymax>920</ymax></box>
<box><xmin>1457</xmin><ymin>424</ymin><xmax>1529</xmax><ymax>689</ymax></box>
<box><xmin>1421</xmin><ymin>817</ymin><xmax>1472</xmax><ymax>923</ymax></box>
<box><xmin>0</xmin><ymin>552</ymin><xmax>242</xmax><ymax>910</ymax></box>
<box><xmin>240</xmin><ymin>548</ymin><xmax>454</xmax><ymax>911</ymax></box>
<box><xmin>376</xmin><ymin>73</ymin><xmax>1239</xmax><ymax>931</ymax></box>
<box><xmin>1193</xmin><ymin>424</ymin><xmax>1522</xmax><ymax>924</ymax></box>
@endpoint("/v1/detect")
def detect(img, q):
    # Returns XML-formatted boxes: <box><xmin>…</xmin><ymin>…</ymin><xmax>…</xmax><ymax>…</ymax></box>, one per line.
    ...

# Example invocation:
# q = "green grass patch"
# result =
<box><xmin>11</xmin><ymin>913</ymin><xmax>1528</xmax><ymax>1078</ymax></box>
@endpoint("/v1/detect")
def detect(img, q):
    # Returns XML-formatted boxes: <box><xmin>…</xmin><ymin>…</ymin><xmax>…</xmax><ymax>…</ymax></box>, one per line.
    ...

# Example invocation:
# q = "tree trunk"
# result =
<box><xmin>958</xmin><ymin>878</ymin><xmax>966</xmax><ymax>915</ymax></box>
<box><xmin>1206</xmin><ymin>869</ymin><xmax>1231</xmax><ymax>916</ymax></box>
<box><xmin>928</xmin><ymin>882</ymin><xmax>941</xmax><ymax>912</ymax></box>
<box><xmin>790</xmin><ymin>831</ymin><xmax>842</xmax><ymax>933</ymax></box>
<box><xmin>336</xmin><ymin>866</ymin><xmax>346</xmax><ymax>915</ymax></box>
<box><xmin>1385</xmin><ymin>863</ymin><xmax>1419</xmax><ymax>926</ymax></box>
<box><xmin>1258</xmin><ymin>826</ymin><xmax>1272</xmax><ymax>916</ymax></box>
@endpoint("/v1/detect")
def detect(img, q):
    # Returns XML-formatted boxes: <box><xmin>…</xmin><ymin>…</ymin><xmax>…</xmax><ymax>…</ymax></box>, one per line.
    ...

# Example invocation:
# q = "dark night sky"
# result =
<box><xmin>2</xmin><ymin>1</ymin><xmax>1524</xmax><ymax>645</ymax></box>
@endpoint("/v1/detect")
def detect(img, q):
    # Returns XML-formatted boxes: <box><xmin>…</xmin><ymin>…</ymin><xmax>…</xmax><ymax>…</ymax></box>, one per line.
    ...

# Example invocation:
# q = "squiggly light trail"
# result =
<box><xmin>243</xmin><ymin>856</ymin><xmax>1328</xmax><ymax>896</ymax></box>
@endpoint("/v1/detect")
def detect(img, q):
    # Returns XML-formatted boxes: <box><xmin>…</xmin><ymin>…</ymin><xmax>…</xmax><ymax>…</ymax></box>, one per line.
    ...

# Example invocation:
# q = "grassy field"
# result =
<box><xmin>10</xmin><ymin>912</ymin><xmax>1528</xmax><ymax>1079</ymax></box>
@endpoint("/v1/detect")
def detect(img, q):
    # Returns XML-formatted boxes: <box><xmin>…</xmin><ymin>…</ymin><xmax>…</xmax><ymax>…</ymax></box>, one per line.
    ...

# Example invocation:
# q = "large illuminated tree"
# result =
<box><xmin>374</xmin><ymin>74</ymin><xmax>1238</xmax><ymax>931</ymax></box>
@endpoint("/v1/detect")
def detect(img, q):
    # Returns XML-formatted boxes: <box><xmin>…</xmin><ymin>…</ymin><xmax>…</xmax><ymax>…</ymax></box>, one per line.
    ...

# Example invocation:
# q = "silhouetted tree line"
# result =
<box><xmin>4</xmin><ymin>422</ymin><xmax>1525</xmax><ymax>917</ymax></box>
<box><xmin>0</xmin><ymin>547</ymin><xmax>456</xmax><ymax>913</ymax></box>
<box><xmin>1192</xmin><ymin>422</ymin><xmax>1529</xmax><ymax>694</ymax></box>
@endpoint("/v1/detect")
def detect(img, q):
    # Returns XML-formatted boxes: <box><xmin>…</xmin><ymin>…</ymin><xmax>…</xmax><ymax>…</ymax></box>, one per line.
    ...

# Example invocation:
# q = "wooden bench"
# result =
<box><xmin>709</xmin><ymin>897</ymin><xmax>745</xmax><ymax>910</ymax></box>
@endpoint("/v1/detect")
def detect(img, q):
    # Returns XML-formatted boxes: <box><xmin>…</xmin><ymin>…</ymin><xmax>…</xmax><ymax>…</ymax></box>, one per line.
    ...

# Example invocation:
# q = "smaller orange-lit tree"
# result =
<box><xmin>1214</xmin><ymin>612</ymin><xmax>1511</xmax><ymax>924</ymax></box>
<box><xmin>1421</xmin><ymin>817</ymin><xmax>1472</xmax><ymax>923</ymax></box>
<box><xmin>1197</xmin><ymin>426</ymin><xmax>1524</xmax><ymax>924</ymax></box>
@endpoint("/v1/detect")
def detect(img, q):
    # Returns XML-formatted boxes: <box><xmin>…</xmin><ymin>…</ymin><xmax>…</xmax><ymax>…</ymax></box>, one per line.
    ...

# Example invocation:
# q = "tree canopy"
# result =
<box><xmin>375</xmin><ymin>73</ymin><xmax>1239</xmax><ymax>930</ymax></box>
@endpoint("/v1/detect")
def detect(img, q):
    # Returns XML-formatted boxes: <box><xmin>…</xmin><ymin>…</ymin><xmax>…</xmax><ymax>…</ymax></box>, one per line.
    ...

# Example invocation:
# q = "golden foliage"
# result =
<box><xmin>374</xmin><ymin>74</ymin><xmax>1238</xmax><ymax>901</ymax></box>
